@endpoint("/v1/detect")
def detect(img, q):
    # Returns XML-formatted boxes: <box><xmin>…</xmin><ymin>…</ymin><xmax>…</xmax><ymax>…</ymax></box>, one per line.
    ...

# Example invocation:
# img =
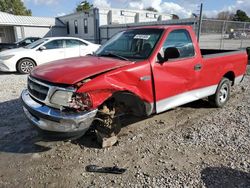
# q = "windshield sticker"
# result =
<box><xmin>134</xmin><ymin>35</ymin><xmax>151</xmax><ymax>40</ymax></box>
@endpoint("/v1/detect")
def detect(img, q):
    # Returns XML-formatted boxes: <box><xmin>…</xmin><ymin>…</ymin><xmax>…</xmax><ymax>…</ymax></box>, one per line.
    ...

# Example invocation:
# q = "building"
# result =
<box><xmin>0</xmin><ymin>11</ymin><xmax>66</xmax><ymax>43</ymax></box>
<box><xmin>59</xmin><ymin>7</ymin><xmax>173</xmax><ymax>43</ymax></box>
<box><xmin>99</xmin><ymin>18</ymin><xmax>198</xmax><ymax>44</ymax></box>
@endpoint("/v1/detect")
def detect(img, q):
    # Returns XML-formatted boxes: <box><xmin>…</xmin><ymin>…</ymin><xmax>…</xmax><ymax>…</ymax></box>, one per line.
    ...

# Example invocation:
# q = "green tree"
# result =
<box><xmin>144</xmin><ymin>7</ymin><xmax>158</xmax><ymax>12</ymax></box>
<box><xmin>76</xmin><ymin>1</ymin><xmax>93</xmax><ymax>12</ymax></box>
<box><xmin>172</xmin><ymin>14</ymin><xmax>179</xmax><ymax>19</ymax></box>
<box><xmin>233</xmin><ymin>9</ymin><xmax>249</xmax><ymax>21</ymax></box>
<box><xmin>0</xmin><ymin>0</ymin><xmax>32</xmax><ymax>16</ymax></box>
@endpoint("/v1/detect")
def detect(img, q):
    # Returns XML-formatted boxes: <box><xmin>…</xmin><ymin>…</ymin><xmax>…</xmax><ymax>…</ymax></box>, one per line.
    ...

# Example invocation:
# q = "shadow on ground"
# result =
<box><xmin>74</xmin><ymin>115</ymin><xmax>146</xmax><ymax>149</ymax></box>
<box><xmin>0</xmin><ymin>71</ymin><xmax>22</xmax><ymax>75</ymax></box>
<box><xmin>0</xmin><ymin>99</ymin><xmax>51</xmax><ymax>154</ymax></box>
<box><xmin>182</xmin><ymin>99</ymin><xmax>213</xmax><ymax>109</ymax></box>
<box><xmin>201</xmin><ymin>166</ymin><xmax>250</xmax><ymax>188</ymax></box>
<box><xmin>0</xmin><ymin>96</ymin><xmax>225</xmax><ymax>151</ymax></box>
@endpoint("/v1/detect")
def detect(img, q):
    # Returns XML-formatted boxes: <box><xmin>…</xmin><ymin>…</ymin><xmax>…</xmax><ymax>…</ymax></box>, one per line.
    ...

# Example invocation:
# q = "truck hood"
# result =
<box><xmin>31</xmin><ymin>56</ymin><xmax>133</xmax><ymax>85</ymax></box>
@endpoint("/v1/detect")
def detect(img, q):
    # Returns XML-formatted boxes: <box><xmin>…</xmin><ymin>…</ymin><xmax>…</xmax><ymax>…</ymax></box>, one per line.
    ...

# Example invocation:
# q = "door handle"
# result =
<box><xmin>194</xmin><ymin>64</ymin><xmax>202</xmax><ymax>71</ymax></box>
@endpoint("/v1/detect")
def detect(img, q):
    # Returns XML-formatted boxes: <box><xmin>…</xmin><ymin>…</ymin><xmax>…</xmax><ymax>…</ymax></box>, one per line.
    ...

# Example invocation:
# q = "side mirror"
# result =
<box><xmin>157</xmin><ymin>53</ymin><xmax>165</xmax><ymax>64</ymax></box>
<box><xmin>164</xmin><ymin>47</ymin><xmax>180</xmax><ymax>61</ymax></box>
<box><xmin>38</xmin><ymin>46</ymin><xmax>46</xmax><ymax>51</ymax></box>
<box><xmin>157</xmin><ymin>47</ymin><xmax>180</xmax><ymax>64</ymax></box>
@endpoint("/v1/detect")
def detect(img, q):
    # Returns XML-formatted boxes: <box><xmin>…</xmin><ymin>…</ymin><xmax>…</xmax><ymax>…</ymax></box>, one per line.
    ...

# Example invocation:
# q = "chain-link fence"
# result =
<box><xmin>198</xmin><ymin>19</ymin><xmax>250</xmax><ymax>49</ymax></box>
<box><xmin>99</xmin><ymin>18</ymin><xmax>250</xmax><ymax>50</ymax></box>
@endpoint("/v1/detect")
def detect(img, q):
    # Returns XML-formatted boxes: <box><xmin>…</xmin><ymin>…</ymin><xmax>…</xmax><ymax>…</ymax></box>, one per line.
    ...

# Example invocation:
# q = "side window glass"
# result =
<box><xmin>79</xmin><ymin>40</ymin><xmax>87</xmax><ymax>46</ymax></box>
<box><xmin>31</xmin><ymin>38</ymin><xmax>37</xmax><ymax>42</ymax></box>
<box><xmin>162</xmin><ymin>29</ymin><xmax>195</xmax><ymax>58</ymax></box>
<box><xmin>25</xmin><ymin>39</ymin><xmax>32</xmax><ymax>44</ymax></box>
<box><xmin>66</xmin><ymin>40</ymin><xmax>80</xmax><ymax>48</ymax></box>
<box><xmin>44</xmin><ymin>40</ymin><xmax>64</xmax><ymax>50</ymax></box>
<box><xmin>66</xmin><ymin>40</ymin><xmax>87</xmax><ymax>48</ymax></box>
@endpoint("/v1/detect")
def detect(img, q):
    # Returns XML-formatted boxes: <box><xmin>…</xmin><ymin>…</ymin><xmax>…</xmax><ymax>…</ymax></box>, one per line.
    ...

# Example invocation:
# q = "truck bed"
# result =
<box><xmin>200</xmin><ymin>49</ymin><xmax>242</xmax><ymax>57</ymax></box>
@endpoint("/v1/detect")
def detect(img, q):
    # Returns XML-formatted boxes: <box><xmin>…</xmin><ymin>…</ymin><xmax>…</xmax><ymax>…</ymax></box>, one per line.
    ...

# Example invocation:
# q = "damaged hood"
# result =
<box><xmin>30</xmin><ymin>56</ymin><xmax>133</xmax><ymax>84</ymax></box>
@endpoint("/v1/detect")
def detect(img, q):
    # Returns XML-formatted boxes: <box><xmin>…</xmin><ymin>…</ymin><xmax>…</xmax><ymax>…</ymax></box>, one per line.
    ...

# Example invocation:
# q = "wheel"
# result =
<box><xmin>17</xmin><ymin>58</ymin><xmax>36</xmax><ymax>74</ymax></box>
<box><xmin>94</xmin><ymin>105</ymin><xmax>121</xmax><ymax>137</ymax></box>
<box><xmin>208</xmin><ymin>77</ymin><xmax>231</xmax><ymax>108</ymax></box>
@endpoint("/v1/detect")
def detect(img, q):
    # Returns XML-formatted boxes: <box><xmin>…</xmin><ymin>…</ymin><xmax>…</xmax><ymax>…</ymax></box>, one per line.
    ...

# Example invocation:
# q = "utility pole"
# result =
<box><xmin>197</xmin><ymin>3</ymin><xmax>203</xmax><ymax>42</ymax></box>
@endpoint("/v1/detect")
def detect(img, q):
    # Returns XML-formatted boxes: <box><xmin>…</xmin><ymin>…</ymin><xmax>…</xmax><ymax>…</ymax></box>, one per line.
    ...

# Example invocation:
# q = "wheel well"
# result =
<box><xmin>223</xmin><ymin>71</ymin><xmax>235</xmax><ymax>86</ymax></box>
<box><xmin>16</xmin><ymin>57</ymin><xmax>37</xmax><ymax>71</ymax></box>
<box><xmin>99</xmin><ymin>91</ymin><xmax>151</xmax><ymax>117</ymax></box>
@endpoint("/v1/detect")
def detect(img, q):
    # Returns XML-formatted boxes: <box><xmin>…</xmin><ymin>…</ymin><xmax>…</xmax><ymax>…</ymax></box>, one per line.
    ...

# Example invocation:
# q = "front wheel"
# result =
<box><xmin>17</xmin><ymin>58</ymin><xmax>36</xmax><ymax>74</ymax></box>
<box><xmin>208</xmin><ymin>78</ymin><xmax>231</xmax><ymax>108</ymax></box>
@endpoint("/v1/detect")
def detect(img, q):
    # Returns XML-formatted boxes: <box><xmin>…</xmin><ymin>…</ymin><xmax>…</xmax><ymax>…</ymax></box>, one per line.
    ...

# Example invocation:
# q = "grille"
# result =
<box><xmin>28</xmin><ymin>78</ymin><xmax>49</xmax><ymax>101</ymax></box>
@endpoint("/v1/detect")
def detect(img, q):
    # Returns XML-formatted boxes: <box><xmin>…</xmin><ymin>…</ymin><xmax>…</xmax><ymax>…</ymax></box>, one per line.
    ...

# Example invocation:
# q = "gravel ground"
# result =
<box><xmin>0</xmin><ymin>67</ymin><xmax>249</xmax><ymax>188</ymax></box>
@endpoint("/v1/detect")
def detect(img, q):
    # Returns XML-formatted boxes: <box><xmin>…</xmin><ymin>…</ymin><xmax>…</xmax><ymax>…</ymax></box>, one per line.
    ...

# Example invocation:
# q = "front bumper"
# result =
<box><xmin>0</xmin><ymin>62</ymin><xmax>10</xmax><ymax>72</ymax></box>
<box><xmin>21</xmin><ymin>89</ymin><xmax>98</xmax><ymax>134</ymax></box>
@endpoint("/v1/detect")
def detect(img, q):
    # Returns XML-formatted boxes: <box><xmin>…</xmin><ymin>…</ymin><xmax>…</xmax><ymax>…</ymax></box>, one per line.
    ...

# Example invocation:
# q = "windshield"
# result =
<box><xmin>15</xmin><ymin>38</ymin><xmax>25</xmax><ymax>44</ymax></box>
<box><xmin>25</xmin><ymin>38</ymin><xmax>48</xmax><ymax>49</ymax></box>
<box><xmin>96</xmin><ymin>28</ymin><xmax>164</xmax><ymax>61</ymax></box>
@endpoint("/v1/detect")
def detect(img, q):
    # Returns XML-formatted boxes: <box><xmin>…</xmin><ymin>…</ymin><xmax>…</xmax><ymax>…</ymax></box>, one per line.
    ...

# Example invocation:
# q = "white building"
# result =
<box><xmin>0</xmin><ymin>11</ymin><xmax>66</xmax><ymax>43</ymax></box>
<box><xmin>59</xmin><ymin>7</ymin><xmax>173</xmax><ymax>43</ymax></box>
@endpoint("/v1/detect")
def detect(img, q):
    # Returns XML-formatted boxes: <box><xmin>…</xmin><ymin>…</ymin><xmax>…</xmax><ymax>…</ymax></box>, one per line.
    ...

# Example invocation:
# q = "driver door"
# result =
<box><xmin>152</xmin><ymin>29</ymin><xmax>200</xmax><ymax>113</ymax></box>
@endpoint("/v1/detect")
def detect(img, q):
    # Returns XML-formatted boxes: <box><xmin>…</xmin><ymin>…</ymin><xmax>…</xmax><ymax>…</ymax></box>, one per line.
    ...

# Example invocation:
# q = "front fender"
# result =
<box><xmin>76</xmin><ymin>61</ymin><xmax>154</xmax><ymax>109</ymax></box>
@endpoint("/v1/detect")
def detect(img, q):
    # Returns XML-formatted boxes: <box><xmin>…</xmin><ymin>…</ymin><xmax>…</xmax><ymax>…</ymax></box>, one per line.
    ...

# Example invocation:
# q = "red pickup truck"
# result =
<box><xmin>21</xmin><ymin>25</ymin><xmax>248</xmax><ymax>139</ymax></box>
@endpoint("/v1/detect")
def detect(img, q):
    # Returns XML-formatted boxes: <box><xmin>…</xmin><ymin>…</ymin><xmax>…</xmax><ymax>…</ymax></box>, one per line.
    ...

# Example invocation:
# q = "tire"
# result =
<box><xmin>17</xmin><ymin>58</ymin><xmax>36</xmax><ymax>74</ymax></box>
<box><xmin>208</xmin><ymin>77</ymin><xmax>231</xmax><ymax>108</ymax></box>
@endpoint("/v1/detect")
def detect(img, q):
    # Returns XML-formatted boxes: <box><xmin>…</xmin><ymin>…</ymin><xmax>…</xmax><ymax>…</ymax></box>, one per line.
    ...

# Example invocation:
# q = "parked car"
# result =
<box><xmin>0</xmin><ymin>37</ymin><xmax>100</xmax><ymax>74</ymax></box>
<box><xmin>21</xmin><ymin>25</ymin><xmax>248</xmax><ymax>143</ymax></box>
<box><xmin>0</xmin><ymin>37</ymin><xmax>40</xmax><ymax>52</ymax></box>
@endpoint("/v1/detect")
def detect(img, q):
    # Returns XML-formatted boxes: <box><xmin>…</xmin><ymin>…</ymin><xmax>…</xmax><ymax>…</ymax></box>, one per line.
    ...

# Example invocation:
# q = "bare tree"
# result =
<box><xmin>217</xmin><ymin>11</ymin><xmax>234</xmax><ymax>20</ymax></box>
<box><xmin>144</xmin><ymin>7</ymin><xmax>158</xmax><ymax>12</ymax></box>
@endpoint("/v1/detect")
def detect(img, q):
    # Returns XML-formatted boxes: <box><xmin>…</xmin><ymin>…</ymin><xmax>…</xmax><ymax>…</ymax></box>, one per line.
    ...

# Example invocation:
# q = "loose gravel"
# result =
<box><xmin>0</xmin><ymin>68</ymin><xmax>249</xmax><ymax>188</ymax></box>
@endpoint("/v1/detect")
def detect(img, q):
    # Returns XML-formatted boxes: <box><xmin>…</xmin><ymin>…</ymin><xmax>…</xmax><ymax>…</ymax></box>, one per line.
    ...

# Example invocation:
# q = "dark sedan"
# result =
<box><xmin>0</xmin><ymin>37</ymin><xmax>40</xmax><ymax>51</ymax></box>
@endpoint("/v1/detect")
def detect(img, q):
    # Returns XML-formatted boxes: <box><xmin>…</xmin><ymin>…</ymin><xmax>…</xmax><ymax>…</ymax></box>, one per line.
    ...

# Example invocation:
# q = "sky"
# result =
<box><xmin>22</xmin><ymin>0</ymin><xmax>250</xmax><ymax>18</ymax></box>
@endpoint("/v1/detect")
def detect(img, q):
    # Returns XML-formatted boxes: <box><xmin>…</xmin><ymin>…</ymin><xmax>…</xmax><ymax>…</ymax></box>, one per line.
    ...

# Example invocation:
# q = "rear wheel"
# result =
<box><xmin>208</xmin><ymin>77</ymin><xmax>231</xmax><ymax>108</ymax></box>
<box><xmin>17</xmin><ymin>58</ymin><xmax>36</xmax><ymax>74</ymax></box>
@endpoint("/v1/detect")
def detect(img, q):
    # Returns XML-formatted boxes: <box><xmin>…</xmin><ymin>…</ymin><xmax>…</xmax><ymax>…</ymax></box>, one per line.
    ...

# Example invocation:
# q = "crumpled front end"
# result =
<box><xmin>21</xmin><ymin>76</ymin><xmax>98</xmax><ymax>135</ymax></box>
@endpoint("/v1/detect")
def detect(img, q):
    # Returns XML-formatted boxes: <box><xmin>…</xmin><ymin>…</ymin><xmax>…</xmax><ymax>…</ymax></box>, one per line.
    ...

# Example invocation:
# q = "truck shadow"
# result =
<box><xmin>72</xmin><ymin>130</ymin><xmax>100</xmax><ymax>149</ymax></box>
<box><xmin>0</xmin><ymin>97</ymin><xmax>218</xmax><ymax>151</ymax></box>
<box><xmin>74</xmin><ymin>100</ymin><xmax>217</xmax><ymax>149</ymax></box>
<box><xmin>0</xmin><ymin>99</ymin><xmax>51</xmax><ymax>154</ymax></box>
<box><xmin>182</xmin><ymin>99</ymin><xmax>213</xmax><ymax>109</ymax></box>
<box><xmin>74</xmin><ymin>116</ymin><xmax>148</xmax><ymax>149</ymax></box>
<box><xmin>201</xmin><ymin>166</ymin><xmax>250</xmax><ymax>188</ymax></box>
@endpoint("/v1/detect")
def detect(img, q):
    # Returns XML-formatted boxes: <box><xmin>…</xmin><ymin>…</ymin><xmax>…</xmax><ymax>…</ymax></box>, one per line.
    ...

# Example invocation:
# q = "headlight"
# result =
<box><xmin>50</xmin><ymin>90</ymin><xmax>74</xmax><ymax>107</ymax></box>
<box><xmin>0</xmin><ymin>55</ymin><xmax>15</xmax><ymax>60</ymax></box>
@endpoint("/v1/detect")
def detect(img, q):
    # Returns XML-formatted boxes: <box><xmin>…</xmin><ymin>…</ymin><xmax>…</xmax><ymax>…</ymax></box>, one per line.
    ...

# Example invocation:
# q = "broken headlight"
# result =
<box><xmin>50</xmin><ymin>88</ymin><xmax>92</xmax><ymax>111</ymax></box>
<box><xmin>68</xmin><ymin>93</ymin><xmax>93</xmax><ymax>111</ymax></box>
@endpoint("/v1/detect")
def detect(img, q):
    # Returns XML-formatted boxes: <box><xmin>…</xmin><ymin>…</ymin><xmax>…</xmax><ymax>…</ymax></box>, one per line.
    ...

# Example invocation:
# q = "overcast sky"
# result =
<box><xmin>22</xmin><ymin>0</ymin><xmax>250</xmax><ymax>18</ymax></box>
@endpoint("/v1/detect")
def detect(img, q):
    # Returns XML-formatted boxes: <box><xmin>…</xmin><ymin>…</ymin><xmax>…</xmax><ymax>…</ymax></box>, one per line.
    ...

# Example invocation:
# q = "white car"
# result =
<box><xmin>0</xmin><ymin>37</ymin><xmax>100</xmax><ymax>74</ymax></box>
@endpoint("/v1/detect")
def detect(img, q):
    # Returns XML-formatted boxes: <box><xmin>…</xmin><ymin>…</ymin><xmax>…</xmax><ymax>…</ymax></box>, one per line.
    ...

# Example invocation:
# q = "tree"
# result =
<box><xmin>76</xmin><ymin>1</ymin><xmax>93</xmax><ymax>12</ymax></box>
<box><xmin>202</xmin><ymin>14</ymin><xmax>208</xmax><ymax>19</ymax></box>
<box><xmin>144</xmin><ymin>7</ymin><xmax>158</xmax><ymax>12</ymax></box>
<box><xmin>217</xmin><ymin>11</ymin><xmax>234</xmax><ymax>20</ymax></box>
<box><xmin>233</xmin><ymin>9</ymin><xmax>249</xmax><ymax>21</ymax></box>
<box><xmin>0</xmin><ymin>0</ymin><xmax>32</xmax><ymax>16</ymax></box>
<box><xmin>172</xmin><ymin>14</ymin><xmax>179</xmax><ymax>19</ymax></box>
